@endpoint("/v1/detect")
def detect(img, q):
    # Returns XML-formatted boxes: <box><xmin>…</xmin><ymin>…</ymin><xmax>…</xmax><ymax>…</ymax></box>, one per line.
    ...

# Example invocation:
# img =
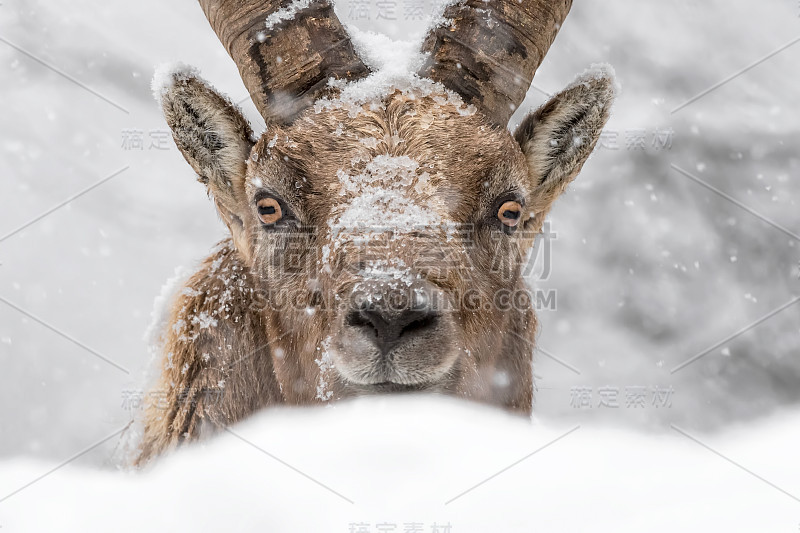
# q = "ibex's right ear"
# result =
<box><xmin>153</xmin><ymin>64</ymin><xmax>255</xmax><ymax>257</ymax></box>
<box><xmin>514</xmin><ymin>65</ymin><xmax>617</xmax><ymax>214</ymax></box>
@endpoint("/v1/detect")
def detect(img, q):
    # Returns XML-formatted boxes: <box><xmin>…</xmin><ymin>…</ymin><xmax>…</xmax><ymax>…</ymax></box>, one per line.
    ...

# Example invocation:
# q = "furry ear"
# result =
<box><xmin>153</xmin><ymin>64</ymin><xmax>255</xmax><ymax>259</ymax></box>
<box><xmin>514</xmin><ymin>65</ymin><xmax>616</xmax><ymax>209</ymax></box>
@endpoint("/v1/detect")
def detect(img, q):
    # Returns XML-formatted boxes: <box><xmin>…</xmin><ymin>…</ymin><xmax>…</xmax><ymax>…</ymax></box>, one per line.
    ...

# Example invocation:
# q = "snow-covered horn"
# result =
<box><xmin>418</xmin><ymin>0</ymin><xmax>573</xmax><ymax>126</ymax></box>
<box><xmin>198</xmin><ymin>0</ymin><xmax>371</xmax><ymax>125</ymax></box>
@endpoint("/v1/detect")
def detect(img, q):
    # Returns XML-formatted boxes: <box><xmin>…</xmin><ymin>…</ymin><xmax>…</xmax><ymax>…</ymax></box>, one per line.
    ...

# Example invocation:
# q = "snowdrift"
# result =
<box><xmin>1</xmin><ymin>396</ymin><xmax>798</xmax><ymax>532</ymax></box>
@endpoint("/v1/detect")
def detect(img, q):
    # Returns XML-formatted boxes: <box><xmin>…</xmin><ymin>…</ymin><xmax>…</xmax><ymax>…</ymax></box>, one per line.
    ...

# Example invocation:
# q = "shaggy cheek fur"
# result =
<box><xmin>261</xmin><ymin>303</ymin><xmax>336</xmax><ymax>403</ymax></box>
<box><xmin>248</xmin><ymin>247</ymin><xmax>336</xmax><ymax>403</ymax></box>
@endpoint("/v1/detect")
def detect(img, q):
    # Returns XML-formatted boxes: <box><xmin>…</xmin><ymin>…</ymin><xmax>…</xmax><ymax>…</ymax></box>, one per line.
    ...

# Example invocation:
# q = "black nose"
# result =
<box><xmin>346</xmin><ymin>296</ymin><xmax>439</xmax><ymax>354</ymax></box>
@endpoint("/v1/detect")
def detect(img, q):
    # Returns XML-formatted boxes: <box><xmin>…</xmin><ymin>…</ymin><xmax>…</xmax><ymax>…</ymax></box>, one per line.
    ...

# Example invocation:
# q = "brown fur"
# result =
<box><xmin>134</xmin><ymin>61</ymin><xmax>614</xmax><ymax>464</ymax></box>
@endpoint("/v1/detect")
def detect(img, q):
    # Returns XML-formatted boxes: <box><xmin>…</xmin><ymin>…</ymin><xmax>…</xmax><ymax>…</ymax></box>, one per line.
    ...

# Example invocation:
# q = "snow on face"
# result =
<box><xmin>322</xmin><ymin>154</ymin><xmax>453</xmax><ymax>278</ymax></box>
<box><xmin>329</xmin><ymin>156</ymin><xmax>440</xmax><ymax>231</ymax></box>
<box><xmin>315</xmin><ymin>336</ymin><xmax>335</xmax><ymax>402</ymax></box>
<box><xmin>333</xmin><ymin>155</ymin><xmax>437</xmax><ymax>228</ymax></box>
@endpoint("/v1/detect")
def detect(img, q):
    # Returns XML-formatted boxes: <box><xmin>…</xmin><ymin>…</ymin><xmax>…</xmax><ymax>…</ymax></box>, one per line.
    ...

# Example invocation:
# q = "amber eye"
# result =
<box><xmin>498</xmin><ymin>200</ymin><xmax>523</xmax><ymax>227</ymax></box>
<box><xmin>256</xmin><ymin>197</ymin><xmax>282</xmax><ymax>225</ymax></box>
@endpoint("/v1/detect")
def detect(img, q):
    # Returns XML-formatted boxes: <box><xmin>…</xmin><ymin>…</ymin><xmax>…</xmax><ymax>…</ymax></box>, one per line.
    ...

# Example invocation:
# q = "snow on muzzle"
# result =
<box><xmin>329</xmin><ymin>277</ymin><xmax>459</xmax><ymax>387</ymax></box>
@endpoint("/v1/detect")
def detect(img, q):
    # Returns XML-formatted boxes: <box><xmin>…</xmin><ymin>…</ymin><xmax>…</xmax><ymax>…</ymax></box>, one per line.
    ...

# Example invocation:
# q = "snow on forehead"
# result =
<box><xmin>338</xmin><ymin>154</ymin><xmax>426</xmax><ymax>194</ymax></box>
<box><xmin>312</xmin><ymin>26</ymin><xmax>477</xmax><ymax>118</ymax></box>
<box><xmin>356</xmin><ymin>257</ymin><xmax>415</xmax><ymax>287</ymax></box>
<box><xmin>330</xmin><ymin>155</ymin><xmax>442</xmax><ymax>233</ymax></box>
<box><xmin>320</xmin><ymin>155</ymin><xmax>456</xmax><ymax>275</ymax></box>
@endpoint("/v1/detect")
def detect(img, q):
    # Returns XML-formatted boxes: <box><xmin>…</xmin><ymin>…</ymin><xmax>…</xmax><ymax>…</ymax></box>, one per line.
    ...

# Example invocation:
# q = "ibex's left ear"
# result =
<box><xmin>153</xmin><ymin>64</ymin><xmax>255</xmax><ymax>260</ymax></box>
<box><xmin>514</xmin><ymin>65</ymin><xmax>617</xmax><ymax>207</ymax></box>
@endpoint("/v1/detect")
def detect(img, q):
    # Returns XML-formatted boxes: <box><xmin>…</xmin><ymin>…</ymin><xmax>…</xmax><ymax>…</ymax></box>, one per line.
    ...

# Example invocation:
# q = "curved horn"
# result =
<box><xmin>418</xmin><ymin>0</ymin><xmax>572</xmax><ymax>126</ymax></box>
<box><xmin>199</xmin><ymin>0</ymin><xmax>371</xmax><ymax>125</ymax></box>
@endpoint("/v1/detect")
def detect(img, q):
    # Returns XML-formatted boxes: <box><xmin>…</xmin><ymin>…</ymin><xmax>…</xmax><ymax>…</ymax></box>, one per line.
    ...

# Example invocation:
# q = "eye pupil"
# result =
<box><xmin>503</xmin><ymin>209</ymin><xmax>520</xmax><ymax>220</ymax></box>
<box><xmin>259</xmin><ymin>206</ymin><xmax>276</xmax><ymax>215</ymax></box>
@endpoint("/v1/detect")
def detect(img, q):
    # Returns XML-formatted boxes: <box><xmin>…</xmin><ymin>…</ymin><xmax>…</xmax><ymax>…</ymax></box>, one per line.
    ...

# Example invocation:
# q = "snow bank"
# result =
<box><xmin>0</xmin><ymin>397</ymin><xmax>798</xmax><ymax>532</ymax></box>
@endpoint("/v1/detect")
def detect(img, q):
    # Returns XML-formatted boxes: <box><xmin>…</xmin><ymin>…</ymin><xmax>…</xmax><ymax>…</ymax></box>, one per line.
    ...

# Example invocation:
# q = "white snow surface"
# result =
<box><xmin>1</xmin><ymin>397</ymin><xmax>798</xmax><ymax>532</ymax></box>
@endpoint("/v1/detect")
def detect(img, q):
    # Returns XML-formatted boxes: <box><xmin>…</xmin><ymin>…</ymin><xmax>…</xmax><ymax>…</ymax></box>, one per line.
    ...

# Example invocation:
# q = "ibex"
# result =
<box><xmin>135</xmin><ymin>0</ymin><xmax>615</xmax><ymax>463</ymax></box>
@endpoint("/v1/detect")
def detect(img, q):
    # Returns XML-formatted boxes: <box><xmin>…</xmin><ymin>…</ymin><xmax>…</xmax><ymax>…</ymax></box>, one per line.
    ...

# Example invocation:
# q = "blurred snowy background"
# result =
<box><xmin>0</xmin><ymin>0</ymin><xmax>798</xmax><ymax>495</ymax></box>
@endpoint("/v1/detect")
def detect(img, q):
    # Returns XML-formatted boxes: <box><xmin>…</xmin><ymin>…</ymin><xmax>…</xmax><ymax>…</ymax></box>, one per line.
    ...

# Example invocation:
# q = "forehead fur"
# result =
<box><xmin>246</xmin><ymin>90</ymin><xmax>530</xmax><ymax>225</ymax></box>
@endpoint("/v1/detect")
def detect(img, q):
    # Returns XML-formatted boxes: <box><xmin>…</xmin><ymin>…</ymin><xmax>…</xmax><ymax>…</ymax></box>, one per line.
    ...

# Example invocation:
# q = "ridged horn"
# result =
<box><xmin>199</xmin><ymin>0</ymin><xmax>371</xmax><ymax>125</ymax></box>
<box><xmin>418</xmin><ymin>0</ymin><xmax>573</xmax><ymax>126</ymax></box>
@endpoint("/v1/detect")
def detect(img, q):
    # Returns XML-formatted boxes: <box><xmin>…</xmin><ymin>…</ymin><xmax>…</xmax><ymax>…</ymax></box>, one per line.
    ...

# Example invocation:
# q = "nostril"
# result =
<box><xmin>399</xmin><ymin>312</ymin><xmax>438</xmax><ymax>336</ymax></box>
<box><xmin>345</xmin><ymin>309</ymin><xmax>375</xmax><ymax>330</ymax></box>
<box><xmin>345</xmin><ymin>291</ymin><xmax>439</xmax><ymax>353</ymax></box>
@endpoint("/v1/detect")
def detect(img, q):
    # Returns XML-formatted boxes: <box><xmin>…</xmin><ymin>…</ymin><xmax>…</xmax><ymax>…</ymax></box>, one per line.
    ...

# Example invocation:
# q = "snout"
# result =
<box><xmin>346</xmin><ymin>288</ymin><xmax>439</xmax><ymax>355</ymax></box>
<box><xmin>330</xmin><ymin>279</ymin><xmax>459</xmax><ymax>388</ymax></box>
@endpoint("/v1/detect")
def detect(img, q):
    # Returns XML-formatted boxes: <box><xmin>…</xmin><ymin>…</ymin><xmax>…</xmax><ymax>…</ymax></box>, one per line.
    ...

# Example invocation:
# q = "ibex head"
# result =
<box><xmin>154</xmin><ymin>0</ymin><xmax>615</xmax><ymax>409</ymax></box>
